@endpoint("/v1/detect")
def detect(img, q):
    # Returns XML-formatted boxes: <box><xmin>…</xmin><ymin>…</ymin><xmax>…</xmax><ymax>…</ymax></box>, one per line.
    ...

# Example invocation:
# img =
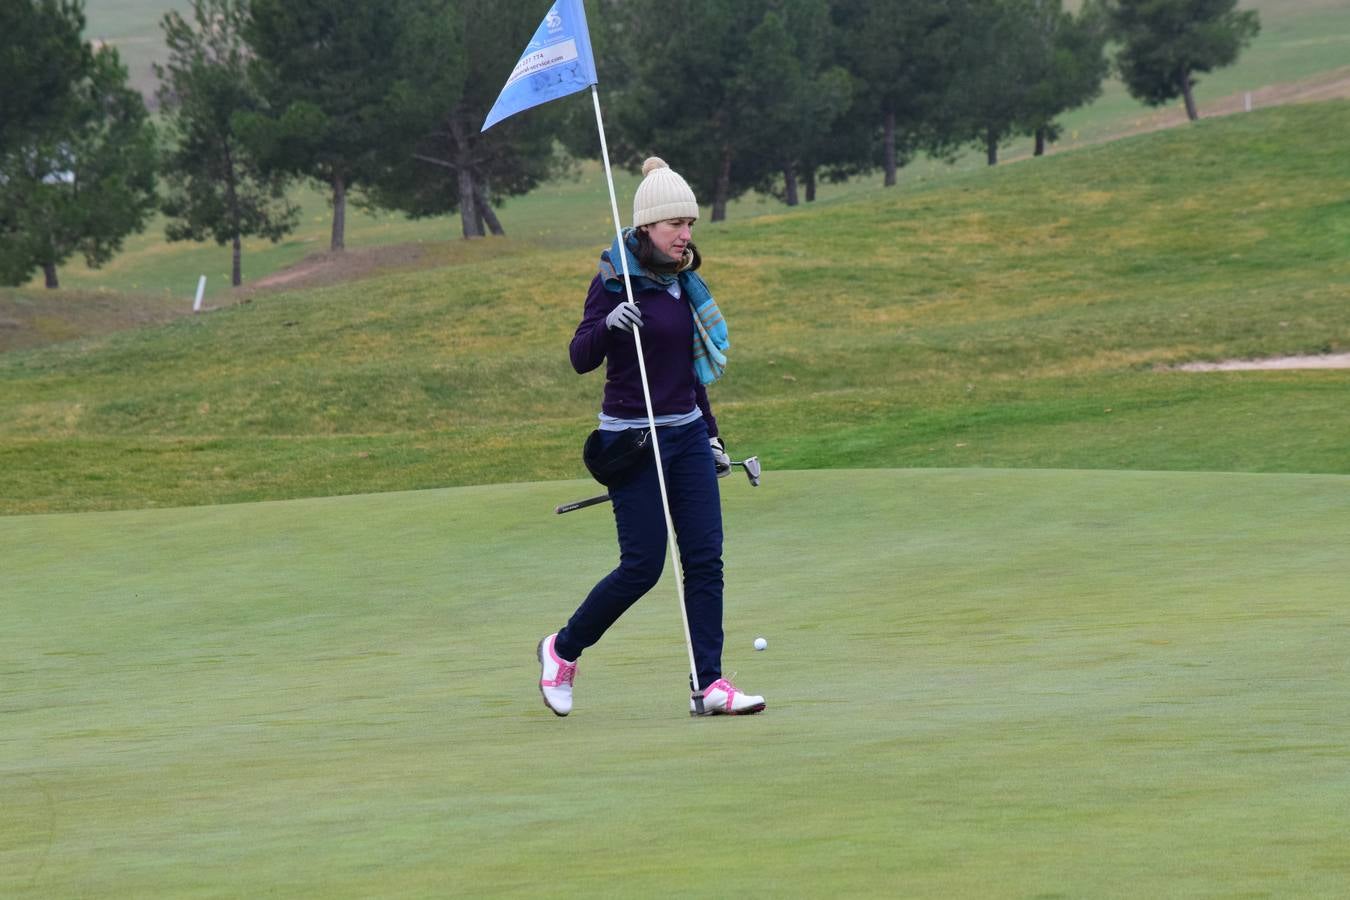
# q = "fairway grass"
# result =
<box><xmin>4</xmin><ymin>469</ymin><xmax>1348</xmax><ymax>897</ymax></box>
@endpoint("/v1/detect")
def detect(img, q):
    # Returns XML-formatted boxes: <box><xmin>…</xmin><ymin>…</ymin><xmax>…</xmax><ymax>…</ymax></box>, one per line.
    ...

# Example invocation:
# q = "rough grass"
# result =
<box><xmin>1</xmin><ymin>102</ymin><xmax>1346</xmax><ymax>514</ymax></box>
<box><xmin>4</xmin><ymin>469</ymin><xmax>1349</xmax><ymax>897</ymax></box>
<box><xmin>0</xmin><ymin>287</ymin><xmax>192</xmax><ymax>354</ymax></box>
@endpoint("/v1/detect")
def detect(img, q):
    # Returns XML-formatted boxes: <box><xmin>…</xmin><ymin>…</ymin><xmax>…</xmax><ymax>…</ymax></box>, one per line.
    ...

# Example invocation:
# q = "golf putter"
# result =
<box><xmin>554</xmin><ymin>492</ymin><xmax>612</xmax><ymax>515</ymax></box>
<box><xmin>554</xmin><ymin>456</ymin><xmax>762</xmax><ymax>514</ymax></box>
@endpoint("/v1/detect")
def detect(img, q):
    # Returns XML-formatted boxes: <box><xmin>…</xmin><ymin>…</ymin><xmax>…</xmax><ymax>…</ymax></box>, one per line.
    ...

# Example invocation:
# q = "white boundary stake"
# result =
<box><xmin>192</xmin><ymin>275</ymin><xmax>207</xmax><ymax>313</ymax></box>
<box><xmin>589</xmin><ymin>85</ymin><xmax>703</xmax><ymax>701</ymax></box>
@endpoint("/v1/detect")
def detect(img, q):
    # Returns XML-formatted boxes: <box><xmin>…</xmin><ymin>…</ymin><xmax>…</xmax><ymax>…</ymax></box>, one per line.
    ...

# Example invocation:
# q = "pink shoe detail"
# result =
<box><xmin>543</xmin><ymin>646</ymin><xmax>576</xmax><ymax>688</ymax></box>
<box><xmin>538</xmin><ymin>633</ymin><xmax>577</xmax><ymax>716</ymax></box>
<box><xmin>704</xmin><ymin>678</ymin><xmax>736</xmax><ymax>712</ymax></box>
<box><xmin>692</xmin><ymin>677</ymin><xmax>766</xmax><ymax>716</ymax></box>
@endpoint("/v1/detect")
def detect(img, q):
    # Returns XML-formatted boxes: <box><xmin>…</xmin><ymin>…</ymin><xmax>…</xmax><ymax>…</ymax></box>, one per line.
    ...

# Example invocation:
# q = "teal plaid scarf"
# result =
<box><xmin>598</xmin><ymin>229</ymin><xmax>729</xmax><ymax>385</ymax></box>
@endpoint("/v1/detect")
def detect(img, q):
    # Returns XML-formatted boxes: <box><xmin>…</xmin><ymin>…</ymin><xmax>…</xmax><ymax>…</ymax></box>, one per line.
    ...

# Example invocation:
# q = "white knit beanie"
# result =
<box><xmin>632</xmin><ymin>157</ymin><xmax>699</xmax><ymax>227</ymax></box>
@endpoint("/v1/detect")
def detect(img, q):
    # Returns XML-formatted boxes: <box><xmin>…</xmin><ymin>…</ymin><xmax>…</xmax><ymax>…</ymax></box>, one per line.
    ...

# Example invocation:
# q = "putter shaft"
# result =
<box><xmin>554</xmin><ymin>493</ymin><xmax>611</xmax><ymax>515</ymax></box>
<box><xmin>556</xmin><ymin>456</ymin><xmax>761</xmax><ymax>514</ymax></box>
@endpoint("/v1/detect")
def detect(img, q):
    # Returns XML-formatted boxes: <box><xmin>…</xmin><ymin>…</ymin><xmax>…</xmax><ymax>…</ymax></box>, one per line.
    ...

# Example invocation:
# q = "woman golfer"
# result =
<box><xmin>537</xmin><ymin>157</ymin><xmax>766</xmax><ymax>718</ymax></box>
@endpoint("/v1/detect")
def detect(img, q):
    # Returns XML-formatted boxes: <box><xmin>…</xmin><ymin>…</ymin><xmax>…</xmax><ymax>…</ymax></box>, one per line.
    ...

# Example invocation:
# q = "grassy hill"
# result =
<box><xmin>1</xmin><ymin>102</ymin><xmax>1347</xmax><ymax>515</ymax></box>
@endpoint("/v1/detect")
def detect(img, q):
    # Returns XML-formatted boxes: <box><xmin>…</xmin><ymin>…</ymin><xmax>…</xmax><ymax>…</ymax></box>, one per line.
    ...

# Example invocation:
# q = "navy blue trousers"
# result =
<box><xmin>555</xmin><ymin>421</ymin><xmax>724</xmax><ymax>689</ymax></box>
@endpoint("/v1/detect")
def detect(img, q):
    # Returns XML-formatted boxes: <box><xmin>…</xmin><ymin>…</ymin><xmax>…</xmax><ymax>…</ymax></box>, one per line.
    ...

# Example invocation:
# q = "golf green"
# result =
<box><xmin>3</xmin><ymin>468</ymin><xmax>1347</xmax><ymax>896</ymax></box>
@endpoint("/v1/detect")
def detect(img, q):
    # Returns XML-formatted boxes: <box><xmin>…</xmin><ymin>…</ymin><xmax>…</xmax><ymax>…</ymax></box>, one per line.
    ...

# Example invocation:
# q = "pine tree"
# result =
<box><xmin>738</xmin><ymin>1</ymin><xmax>854</xmax><ymax>207</ymax></box>
<box><xmin>0</xmin><ymin>0</ymin><xmax>90</xmax><ymax>154</ymax></box>
<box><xmin>1107</xmin><ymin>0</ymin><xmax>1260</xmax><ymax>121</ymax></box>
<box><xmin>949</xmin><ymin>0</ymin><xmax>1106</xmax><ymax>165</ymax></box>
<box><xmin>0</xmin><ymin>41</ymin><xmax>158</xmax><ymax>288</ymax></box>
<box><xmin>156</xmin><ymin>0</ymin><xmax>298</xmax><ymax>287</ymax></box>
<box><xmin>240</xmin><ymin>0</ymin><xmax>426</xmax><ymax>251</ymax></box>
<box><xmin>361</xmin><ymin>0</ymin><xmax>575</xmax><ymax>240</ymax></box>
<box><xmin>834</xmin><ymin>0</ymin><xmax>972</xmax><ymax>186</ymax></box>
<box><xmin>597</xmin><ymin>0</ymin><xmax>850</xmax><ymax>221</ymax></box>
<box><xmin>1025</xmin><ymin>0</ymin><xmax>1111</xmax><ymax>156</ymax></box>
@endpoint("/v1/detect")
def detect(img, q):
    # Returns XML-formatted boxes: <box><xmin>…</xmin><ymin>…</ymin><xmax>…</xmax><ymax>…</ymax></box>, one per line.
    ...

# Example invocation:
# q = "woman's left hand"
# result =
<box><xmin>710</xmin><ymin>437</ymin><xmax>732</xmax><ymax>478</ymax></box>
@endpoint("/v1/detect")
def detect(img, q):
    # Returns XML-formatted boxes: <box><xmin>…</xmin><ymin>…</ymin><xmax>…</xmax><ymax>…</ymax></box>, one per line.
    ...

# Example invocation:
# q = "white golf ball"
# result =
<box><xmin>753</xmin><ymin>637</ymin><xmax>768</xmax><ymax>651</ymax></box>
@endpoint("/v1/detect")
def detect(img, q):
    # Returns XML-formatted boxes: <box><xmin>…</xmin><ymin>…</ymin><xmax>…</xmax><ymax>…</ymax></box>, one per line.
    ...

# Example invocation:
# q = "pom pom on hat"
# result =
<box><xmin>633</xmin><ymin>156</ymin><xmax>699</xmax><ymax>227</ymax></box>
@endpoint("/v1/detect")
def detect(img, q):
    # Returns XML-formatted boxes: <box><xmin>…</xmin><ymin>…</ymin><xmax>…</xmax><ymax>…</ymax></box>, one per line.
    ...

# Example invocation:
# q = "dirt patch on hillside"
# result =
<box><xmin>1170</xmin><ymin>353</ymin><xmax>1350</xmax><ymax>372</ymax></box>
<box><xmin>1087</xmin><ymin>67</ymin><xmax>1350</xmax><ymax>145</ymax></box>
<box><xmin>1202</xmin><ymin>66</ymin><xmax>1350</xmax><ymax>116</ymax></box>
<box><xmin>246</xmin><ymin>243</ymin><xmax>435</xmax><ymax>295</ymax></box>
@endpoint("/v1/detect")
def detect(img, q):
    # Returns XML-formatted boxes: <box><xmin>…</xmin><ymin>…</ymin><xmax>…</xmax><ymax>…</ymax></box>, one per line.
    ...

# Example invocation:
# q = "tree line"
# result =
<box><xmin>2</xmin><ymin>0</ymin><xmax>1259</xmax><ymax>289</ymax></box>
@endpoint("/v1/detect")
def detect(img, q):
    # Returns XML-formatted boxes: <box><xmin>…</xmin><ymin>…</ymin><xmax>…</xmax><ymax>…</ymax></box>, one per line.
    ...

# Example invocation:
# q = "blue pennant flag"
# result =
<box><xmin>481</xmin><ymin>1</ymin><xmax>598</xmax><ymax>132</ymax></box>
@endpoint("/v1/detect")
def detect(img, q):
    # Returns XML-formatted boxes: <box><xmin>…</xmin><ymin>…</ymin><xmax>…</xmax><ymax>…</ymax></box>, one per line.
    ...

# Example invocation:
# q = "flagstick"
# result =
<box><xmin>589</xmin><ymin>85</ymin><xmax>703</xmax><ymax>699</ymax></box>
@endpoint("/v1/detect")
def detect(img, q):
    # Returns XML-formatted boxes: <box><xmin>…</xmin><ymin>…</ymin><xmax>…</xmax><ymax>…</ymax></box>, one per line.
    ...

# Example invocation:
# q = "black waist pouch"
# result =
<box><xmin>583</xmin><ymin>427</ymin><xmax>654</xmax><ymax>488</ymax></box>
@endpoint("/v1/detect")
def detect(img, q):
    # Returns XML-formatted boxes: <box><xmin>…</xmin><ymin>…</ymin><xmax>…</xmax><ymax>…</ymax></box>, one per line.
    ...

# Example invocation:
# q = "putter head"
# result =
<box><xmin>739</xmin><ymin>456</ymin><xmax>761</xmax><ymax>487</ymax></box>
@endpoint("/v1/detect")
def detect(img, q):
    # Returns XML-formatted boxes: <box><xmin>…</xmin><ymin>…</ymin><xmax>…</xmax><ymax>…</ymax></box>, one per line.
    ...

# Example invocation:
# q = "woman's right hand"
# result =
<box><xmin>605</xmin><ymin>300</ymin><xmax>643</xmax><ymax>333</ymax></box>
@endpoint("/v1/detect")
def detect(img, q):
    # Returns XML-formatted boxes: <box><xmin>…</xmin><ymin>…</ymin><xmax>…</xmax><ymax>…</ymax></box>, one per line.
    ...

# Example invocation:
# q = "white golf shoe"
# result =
<box><xmin>537</xmin><ymin>633</ymin><xmax>577</xmax><ymax>717</ymax></box>
<box><xmin>691</xmin><ymin>677</ymin><xmax>766</xmax><ymax>717</ymax></box>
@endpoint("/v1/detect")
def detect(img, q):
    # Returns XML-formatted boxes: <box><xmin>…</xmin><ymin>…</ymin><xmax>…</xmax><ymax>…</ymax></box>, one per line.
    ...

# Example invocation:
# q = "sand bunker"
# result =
<box><xmin>1173</xmin><ymin>353</ymin><xmax>1350</xmax><ymax>372</ymax></box>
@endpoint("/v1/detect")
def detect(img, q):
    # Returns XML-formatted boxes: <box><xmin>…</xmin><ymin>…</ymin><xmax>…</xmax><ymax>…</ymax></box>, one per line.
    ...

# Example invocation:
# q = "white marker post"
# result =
<box><xmin>192</xmin><ymin>275</ymin><xmax>206</xmax><ymax>313</ymax></box>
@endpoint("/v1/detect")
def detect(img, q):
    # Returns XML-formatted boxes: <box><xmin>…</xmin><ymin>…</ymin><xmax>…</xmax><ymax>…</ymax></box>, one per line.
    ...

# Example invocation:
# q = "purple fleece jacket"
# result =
<box><xmin>570</xmin><ymin>273</ymin><xmax>718</xmax><ymax>438</ymax></box>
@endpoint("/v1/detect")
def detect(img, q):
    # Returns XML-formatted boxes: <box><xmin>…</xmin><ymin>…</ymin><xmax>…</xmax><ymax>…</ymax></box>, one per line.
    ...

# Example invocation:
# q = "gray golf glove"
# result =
<box><xmin>710</xmin><ymin>437</ymin><xmax>732</xmax><ymax>478</ymax></box>
<box><xmin>605</xmin><ymin>300</ymin><xmax>642</xmax><ymax>333</ymax></box>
